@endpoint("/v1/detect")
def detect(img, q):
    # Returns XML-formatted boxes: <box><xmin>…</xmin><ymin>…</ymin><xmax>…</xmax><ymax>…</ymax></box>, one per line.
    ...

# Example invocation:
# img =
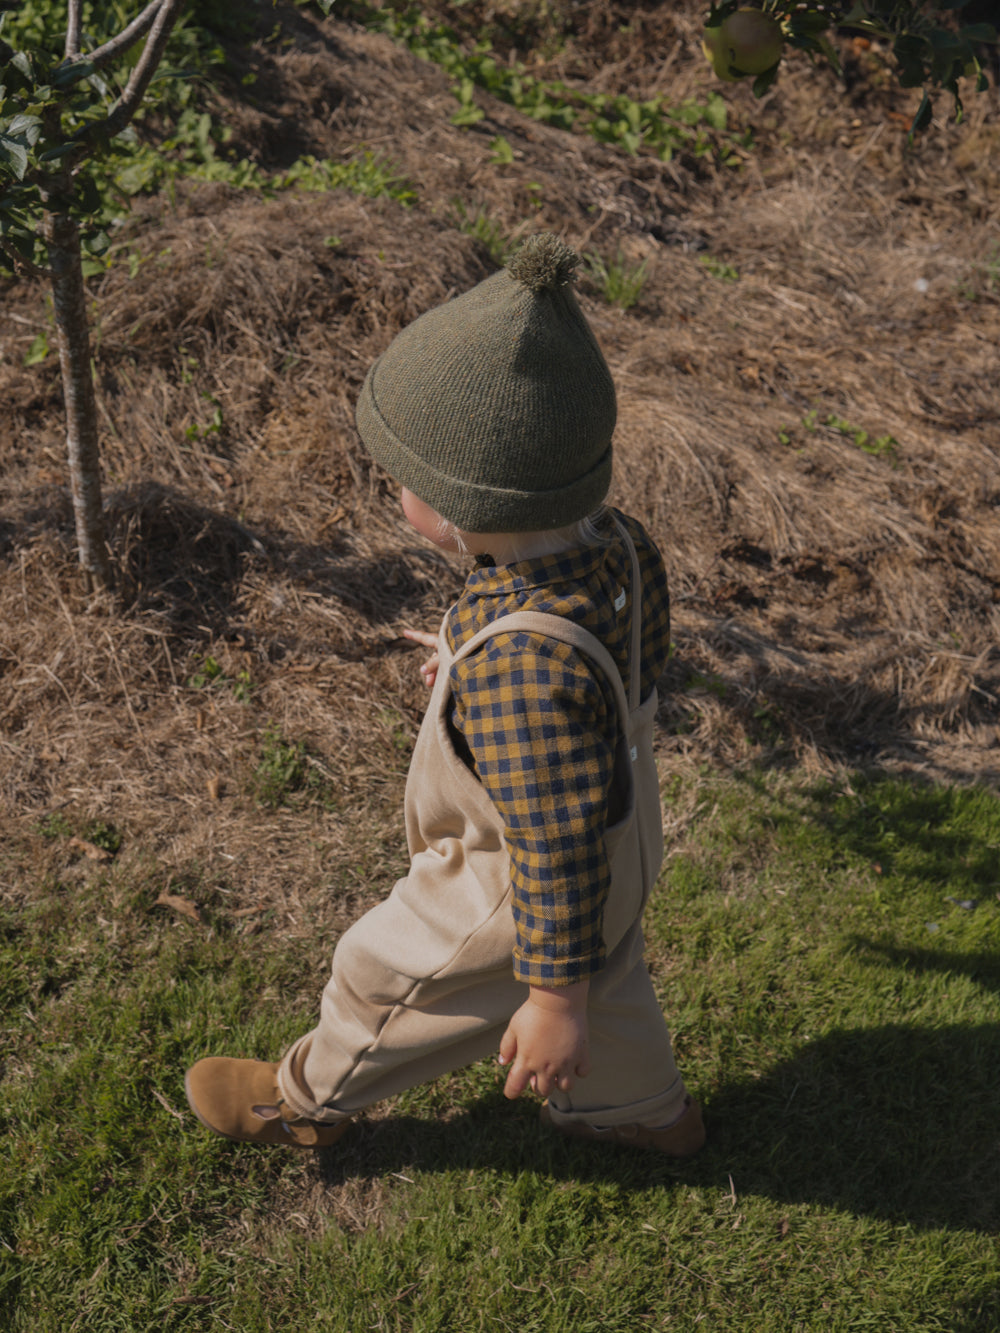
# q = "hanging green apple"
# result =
<box><xmin>702</xmin><ymin>7</ymin><xmax>784</xmax><ymax>82</ymax></box>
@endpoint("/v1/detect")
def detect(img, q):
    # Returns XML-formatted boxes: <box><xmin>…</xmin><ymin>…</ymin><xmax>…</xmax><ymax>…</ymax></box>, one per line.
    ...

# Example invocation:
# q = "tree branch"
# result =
<box><xmin>102</xmin><ymin>0</ymin><xmax>188</xmax><ymax>138</ymax></box>
<box><xmin>65</xmin><ymin>0</ymin><xmax>83</xmax><ymax>59</ymax></box>
<box><xmin>80</xmin><ymin>0</ymin><xmax>166</xmax><ymax>73</ymax></box>
<box><xmin>1</xmin><ymin>237</ymin><xmax>52</xmax><ymax>282</ymax></box>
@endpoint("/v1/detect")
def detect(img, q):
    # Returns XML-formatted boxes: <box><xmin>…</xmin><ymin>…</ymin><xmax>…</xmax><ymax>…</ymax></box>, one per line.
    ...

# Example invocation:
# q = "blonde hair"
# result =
<box><xmin>438</xmin><ymin>506</ymin><xmax>608</xmax><ymax>563</ymax></box>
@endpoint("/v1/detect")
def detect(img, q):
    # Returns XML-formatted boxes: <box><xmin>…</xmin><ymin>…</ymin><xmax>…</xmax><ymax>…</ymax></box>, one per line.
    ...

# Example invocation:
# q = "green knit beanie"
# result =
<box><xmin>355</xmin><ymin>233</ymin><xmax>616</xmax><ymax>533</ymax></box>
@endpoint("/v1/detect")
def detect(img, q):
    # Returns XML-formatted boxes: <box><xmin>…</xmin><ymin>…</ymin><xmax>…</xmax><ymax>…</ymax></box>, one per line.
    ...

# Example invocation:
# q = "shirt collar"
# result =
<box><xmin>462</xmin><ymin>515</ymin><xmax>615</xmax><ymax>599</ymax></box>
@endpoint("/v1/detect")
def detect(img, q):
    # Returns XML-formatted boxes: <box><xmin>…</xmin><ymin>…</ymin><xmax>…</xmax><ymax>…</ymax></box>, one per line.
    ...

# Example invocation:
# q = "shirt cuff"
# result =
<box><xmin>511</xmin><ymin>944</ymin><xmax>606</xmax><ymax>987</ymax></box>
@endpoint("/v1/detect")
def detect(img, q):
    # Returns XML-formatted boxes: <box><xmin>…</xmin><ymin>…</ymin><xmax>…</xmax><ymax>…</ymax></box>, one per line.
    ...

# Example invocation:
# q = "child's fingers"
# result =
<box><xmin>403</xmin><ymin>628</ymin><xmax>437</xmax><ymax>649</ymax></box>
<box><xmin>498</xmin><ymin>1033</ymin><xmax>533</xmax><ymax>1100</ymax></box>
<box><xmin>503</xmin><ymin>1062</ymin><xmax>532</xmax><ymax>1100</ymax></box>
<box><xmin>498</xmin><ymin>1028</ymin><xmax>516</xmax><ymax>1065</ymax></box>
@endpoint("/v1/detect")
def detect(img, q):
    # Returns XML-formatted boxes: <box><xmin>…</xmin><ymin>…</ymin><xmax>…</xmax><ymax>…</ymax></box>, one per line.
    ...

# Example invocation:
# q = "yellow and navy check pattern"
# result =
<box><xmin>444</xmin><ymin>509</ymin><xmax>671</xmax><ymax>985</ymax></box>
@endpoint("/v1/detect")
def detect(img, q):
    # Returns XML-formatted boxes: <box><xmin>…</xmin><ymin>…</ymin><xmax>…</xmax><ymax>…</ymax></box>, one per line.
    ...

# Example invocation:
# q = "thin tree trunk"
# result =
<box><xmin>44</xmin><ymin>200</ymin><xmax>111</xmax><ymax>590</ymax></box>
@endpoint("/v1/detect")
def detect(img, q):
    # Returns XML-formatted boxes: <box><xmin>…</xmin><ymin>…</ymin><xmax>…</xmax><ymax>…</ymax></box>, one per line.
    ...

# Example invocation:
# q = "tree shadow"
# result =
<box><xmin>105</xmin><ymin>480</ymin><xmax>457</xmax><ymax>643</ymax></box>
<box><xmin>849</xmin><ymin>938</ymin><xmax>1000</xmax><ymax>1000</ymax></box>
<box><xmin>719</xmin><ymin>764</ymin><xmax>1000</xmax><ymax>912</ymax></box>
<box><xmin>108</xmin><ymin>481</ymin><xmax>263</xmax><ymax>631</ymax></box>
<box><xmin>790</xmin><ymin>775</ymin><xmax>1000</xmax><ymax>899</ymax></box>
<box><xmin>314</xmin><ymin>1020</ymin><xmax>999</xmax><ymax>1237</ymax></box>
<box><xmin>704</xmin><ymin>1021</ymin><xmax>1000</xmax><ymax>1233</ymax></box>
<box><xmin>659</xmin><ymin>618</ymin><xmax>1000</xmax><ymax>787</ymax></box>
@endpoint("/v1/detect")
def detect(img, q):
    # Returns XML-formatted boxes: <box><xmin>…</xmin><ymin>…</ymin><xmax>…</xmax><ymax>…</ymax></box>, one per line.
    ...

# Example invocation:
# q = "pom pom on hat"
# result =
<box><xmin>506</xmin><ymin>233</ymin><xmax>579</xmax><ymax>293</ymax></box>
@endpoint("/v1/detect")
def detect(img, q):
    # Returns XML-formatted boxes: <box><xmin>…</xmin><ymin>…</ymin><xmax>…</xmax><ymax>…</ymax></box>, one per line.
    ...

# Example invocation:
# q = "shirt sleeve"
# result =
<box><xmin>449</xmin><ymin>631</ymin><xmax>617</xmax><ymax>986</ymax></box>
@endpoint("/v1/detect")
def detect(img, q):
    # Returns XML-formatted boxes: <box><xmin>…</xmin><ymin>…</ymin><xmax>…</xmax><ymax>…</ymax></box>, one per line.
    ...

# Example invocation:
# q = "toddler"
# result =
<box><xmin>185</xmin><ymin>233</ymin><xmax>704</xmax><ymax>1157</ymax></box>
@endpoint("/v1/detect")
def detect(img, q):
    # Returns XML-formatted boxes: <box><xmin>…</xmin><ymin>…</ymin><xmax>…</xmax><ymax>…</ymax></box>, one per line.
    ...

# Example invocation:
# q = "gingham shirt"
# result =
<box><xmin>444</xmin><ymin>509</ymin><xmax>671</xmax><ymax>986</ymax></box>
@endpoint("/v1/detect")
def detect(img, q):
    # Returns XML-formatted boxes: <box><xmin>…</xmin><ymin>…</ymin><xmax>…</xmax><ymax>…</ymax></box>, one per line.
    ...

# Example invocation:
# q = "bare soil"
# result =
<box><xmin>1</xmin><ymin>1</ymin><xmax>998</xmax><ymax>915</ymax></box>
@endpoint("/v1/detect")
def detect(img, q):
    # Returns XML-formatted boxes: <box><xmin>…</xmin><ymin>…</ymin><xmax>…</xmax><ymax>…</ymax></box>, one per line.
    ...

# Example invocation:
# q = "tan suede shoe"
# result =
<box><xmin>184</xmin><ymin>1056</ymin><xmax>351</xmax><ymax>1149</ymax></box>
<box><xmin>540</xmin><ymin>1095</ymin><xmax>706</xmax><ymax>1157</ymax></box>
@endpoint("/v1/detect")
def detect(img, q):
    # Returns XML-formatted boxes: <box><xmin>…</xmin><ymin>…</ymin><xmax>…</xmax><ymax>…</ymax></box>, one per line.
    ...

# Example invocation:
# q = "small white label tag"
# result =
<box><xmin>630</xmin><ymin>745</ymin><xmax>638</xmax><ymax>761</ymax></box>
<box><xmin>614</xmin><ymin>587</ymin><xmax>627</xmax><ymax>611</ymax></box>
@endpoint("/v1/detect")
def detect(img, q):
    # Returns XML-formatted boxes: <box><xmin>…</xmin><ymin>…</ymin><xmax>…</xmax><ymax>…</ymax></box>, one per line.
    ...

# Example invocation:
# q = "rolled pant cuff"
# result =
<box><xmin>546</xmin><ymin>1075</ymin><xmax>688</xmax><ymax>1130</ymax></box>
<box><xmin>277</xmin><ymin>1035</ymin><xmax>351</xmax><ymax>1125</ymax></box>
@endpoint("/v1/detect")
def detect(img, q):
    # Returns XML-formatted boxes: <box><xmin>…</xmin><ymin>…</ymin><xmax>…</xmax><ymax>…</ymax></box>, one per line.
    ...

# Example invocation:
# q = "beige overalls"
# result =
<box><xmin>278</xmin><ymin>523</ymin><xmax>689</xmax><ymax>1131</ymax></box>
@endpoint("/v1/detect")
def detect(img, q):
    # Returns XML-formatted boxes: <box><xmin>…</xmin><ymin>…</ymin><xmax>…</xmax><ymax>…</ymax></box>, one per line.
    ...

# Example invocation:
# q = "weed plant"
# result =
<box><xmin>450</xmin><ymin>200</ymin><xmax>517</xmax><ymax>266</ymax></box>
<box><xmin>251</xmin><ymin>723</ymin><xmax>330</xmax><ymax>809</ymax></box>
<box><xmin>699</xmin><ymin>254</ymin><xmax>741</xmax><ymax>282</ymax></box>
<box><xmin>343</xmin><ymin>2</ymin><xmax>748</xmax><ymax>166</ymax></box>
<box><xmin>779</xmin><ymin>408</ymin><xmax>900</xmax><ymax>463</ymax></box>
<box><xmin>3</xmin><ymin>769</ymin><xmax>999</xmax><ymax>1330</ymax></box>
<box><xmin>583</xmin><ymin>249</ymin><xmax>650</xmax><ymax>310</ymax></box>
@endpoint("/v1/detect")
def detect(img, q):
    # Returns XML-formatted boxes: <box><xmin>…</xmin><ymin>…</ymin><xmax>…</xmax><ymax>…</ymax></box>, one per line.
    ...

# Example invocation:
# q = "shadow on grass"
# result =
<box><xmin>788</xmin><ymin>775</ymin><xmax>1000</xmax><ymax>902</ymax></box>
<box><xmin>704</xmin><ymin>1021</ymin><xmax>1000</xmax><ymax>1234</ymax></box>
<box><xmin>317</xmin><ymin>1022</ymin><xmax>1000</xmax><ymax>1238</ymax></box>
<box><xmin>850</xmin><ymin>938</ymin><xmax>1000</xmax><ymax>999</ymax></box>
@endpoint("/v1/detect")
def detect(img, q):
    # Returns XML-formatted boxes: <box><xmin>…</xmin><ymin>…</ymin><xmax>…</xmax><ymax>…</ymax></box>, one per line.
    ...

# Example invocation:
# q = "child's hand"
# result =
<box><xmin>403</xmin><ymin>628</ymin><xmax>439</xmax><ymax>689</ymax></box>
<box><xmin>498</xmin><ymin>981</ymin><xmax>591</xmax><ymax>1100</ymax></box>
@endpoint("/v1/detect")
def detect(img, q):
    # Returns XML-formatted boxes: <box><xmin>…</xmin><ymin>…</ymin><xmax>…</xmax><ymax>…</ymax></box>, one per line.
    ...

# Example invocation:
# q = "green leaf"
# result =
<box><xmin>53</xmin><ymin>59</ymin><xmax>96</xmax><ymax>89</ymax></box>
<box><xmin>38</xmin><ymin>143</ymin><xmax>78</xmax><ymax>163</ymax></box>
<box><xmin>24</xmin><ymin>331</ymin><xmax>49</xmax><ymax>365</ymax></box>
<box><xmin>81</xmin><ymin>228</ymin><xmax>110</xmax><ymax>256</ymax></box>
<box><xmin>752</xmin><ymin>64</ymin><xmax>780</xmax><ymax>99</ymax></box>
<box><xmin>451</xmin><ymin>105</ymin><xmax>484</xmax><ymax>126</ymax></box>
<box><xmin>908</xmin><ymin>91</ymin><xmax>933</xmax><ymax>142</ymax></box>
<box><xmin>816</xmin><ymin>33</ymin><xmax>843</xmax><ymax>75</ymax></box>
<box><xmin>0</xmin><ymin>136</ymin><xmax>29</xmax><ymax>180</ymax></box>
<box><xmin>958</xmin><ymin>24</ymin><xmax>998</xmax><ymax>44</ymax></box>
<box><xmin>1</xmin><ymin>225</ymin><xmax>41</xmax><ymax>263</ymax></box>
<box><xmin>895</xmin><ymin>33</ymin><xmax>930</xmax><ymax>60</ymax></box>
<box><xmin>840</xmin><ymin>1</ymin><xmax>889</xmax><ymax>34</ymax></box>
<box><xmin>787</xmin><ymin>11</ymin><xmax>834</xmax><ymax>36</ymax></box>
<box><xmin>927</xmin><ymin>28</ymin><xmax>962</xmax><ymax>53</ymax></box>
<box><xmin>5</xmin><ymin>113</ymin><xmax>42</xmax><ymax>143</ymax></box>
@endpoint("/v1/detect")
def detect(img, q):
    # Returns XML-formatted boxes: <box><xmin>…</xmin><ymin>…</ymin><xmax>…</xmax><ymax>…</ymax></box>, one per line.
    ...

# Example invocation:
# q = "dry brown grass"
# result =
<box><xmin>2</xmin><ymin>1</ymin><xmax>998</xmax><ymax>919</ymax></box>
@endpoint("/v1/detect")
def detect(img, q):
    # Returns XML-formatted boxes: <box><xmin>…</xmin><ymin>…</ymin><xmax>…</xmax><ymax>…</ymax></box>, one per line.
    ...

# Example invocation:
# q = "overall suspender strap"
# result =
<box><xmin>612</xmin><ymin>513</ymin><xmax>644</xmax><ymax>713</ymax></box>
<box><xmin>452</xmin><ymin>609</ymin><xmax>631</xmax><ymax>734</ymax></box>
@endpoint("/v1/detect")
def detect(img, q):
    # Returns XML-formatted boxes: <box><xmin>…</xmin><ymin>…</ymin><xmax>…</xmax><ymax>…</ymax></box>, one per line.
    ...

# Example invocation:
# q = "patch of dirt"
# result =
<box><xmin>1</xmin><ymin>0</ymin><xmax>999</xmax><ymax>914</ymax></box>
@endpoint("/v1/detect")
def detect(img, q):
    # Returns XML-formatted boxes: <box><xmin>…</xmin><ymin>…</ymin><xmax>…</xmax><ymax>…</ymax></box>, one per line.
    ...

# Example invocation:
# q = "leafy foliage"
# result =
<box><xmin>704</xmin><ymin>1</ymin><xmax>997</xmax><ymax>125</ymax></box>
<box><xmin>0</xmin><ymin>2</ymin><xmax>217</xmax><ymax>269</ymax></box>
<box><xmin>354</xmin><ymin>3</ymin><xmax>748</xmax><ymax>166</ymax></box>
<box><xmin>0</xmin><ymin>3</ymin><xmax>415</xmax><ymax>277</ymax></box>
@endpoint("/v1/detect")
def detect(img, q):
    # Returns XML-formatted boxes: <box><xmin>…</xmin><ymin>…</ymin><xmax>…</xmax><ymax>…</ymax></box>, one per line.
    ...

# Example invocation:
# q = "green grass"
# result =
<box><xmin>582</xmin><ymin>249</ymin><xmax>650</xmax><ymax>311</ymax></box>
<box><xmin>3</xmin><ymin>769</ymin><xmax>1000</xmax><ymax>1330</ymax></box>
